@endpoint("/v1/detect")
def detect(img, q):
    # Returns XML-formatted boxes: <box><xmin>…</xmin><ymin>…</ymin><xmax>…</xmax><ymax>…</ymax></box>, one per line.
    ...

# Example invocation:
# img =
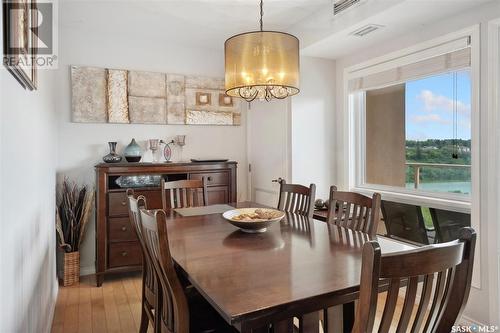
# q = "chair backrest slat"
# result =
<box><xmin>162</xmin><ymin>178</ymin><xmax>208</xmax><ymax>210</ymax></box>
<box><xmin>396</xmin><ymin>275</ymin><xmax>418</xmax><ymax>333</ymax></box>
<box><xmin>277</xmin><ymin>180</ymin><xmax>316</xmax><ymax>218</ymax></box>
<box><xmin>378</xmin><ymin>278</ymin><xmax>400</xmax><ymax>333</ymax></box>
<box><xmin>352</xmin><ymin>227</ymin><xmax>476</xmax><ymax>333</ymax></box>
<box><xmin>326</xmin><ymin>186</ymin><xmax>381</xmax><ymax>237</ymax></box>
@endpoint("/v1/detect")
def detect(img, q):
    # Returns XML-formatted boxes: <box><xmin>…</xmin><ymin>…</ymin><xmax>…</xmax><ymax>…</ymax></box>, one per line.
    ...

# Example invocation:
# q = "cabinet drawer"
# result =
<box><xmin>108</xmin><ymin>190</ymin><xmax>162</xmax><ymax>216</ymax></box>
<box><xmin>108</xmin><ymin>217</ymin><xmax>137</xmax><ymax>242</ymax></box>
<box><xmin>108</xmin><ymin>242</ymin><xmax>142</xmax><ymax>268</ymax></box>
<box><xmin>190</xmin><ymin>172</ymin><xmax>228</xmax><ymax>186</ymax></box>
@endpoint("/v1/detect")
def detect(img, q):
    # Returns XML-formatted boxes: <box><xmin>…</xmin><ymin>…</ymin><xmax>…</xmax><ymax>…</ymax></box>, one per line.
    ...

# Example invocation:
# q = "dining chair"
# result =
<box><xmin>139</xmin><ymin>207</ymin><xmax>237</xmax><ymax>333</ymax></box>
<box><xmin>352</xmin><ymin>227</ymin><xmax>476</xmax><ymax>333</ymax></box>
<box><xmin>161</xmin><ymin>178</ymin><xmax>208</xmax><ymax>210</ymax></box>
<box><xmin>326</xmin><ymin>186</ymin><xmax>381</xmax><ymax>237</ymax></box>
<box><xmin>127</xmin><ymin>189</ymin><xmax>158</xmax><ymax>333</ymax></box>
<box><xmin>381</xmin><ymin>200</ymin><xmax>430</xmax><ymax>245</ymax></box>
<box><xmin>430</xmin><ymin>207</ymin><xmax>471</xmax><ymax>243</ymax></box>
<box><xmin>277</xmin><ymin>179</ymin><xmax>316</xmax><ymax>218</ymax></box>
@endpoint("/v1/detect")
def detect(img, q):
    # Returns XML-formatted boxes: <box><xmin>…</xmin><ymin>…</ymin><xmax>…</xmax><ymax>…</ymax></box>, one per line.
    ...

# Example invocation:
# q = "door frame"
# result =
<box><xmin>487</xmin><ymin>17</ymin><xmax>500</xmax><ymax>326</ymax></box>
<box><xmin>246</xmin><ymin>99</ymin><xmax>293</xmax><ymax>202</ymax></box>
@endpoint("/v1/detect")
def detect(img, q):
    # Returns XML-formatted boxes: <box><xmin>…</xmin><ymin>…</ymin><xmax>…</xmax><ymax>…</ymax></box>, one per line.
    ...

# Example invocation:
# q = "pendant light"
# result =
<box><xmin>224</xmin><ymin>0</ymin><xmax>300</xmax><ymax>102</ymax></box>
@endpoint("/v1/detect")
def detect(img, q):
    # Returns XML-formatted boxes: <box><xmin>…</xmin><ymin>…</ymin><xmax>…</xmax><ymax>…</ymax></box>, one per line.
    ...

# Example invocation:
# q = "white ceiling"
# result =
<box><xmin>299</xmin><ymin>0</ymin><xmax>496</xmax><ymax>59</ymax></box>
<box><xmin>61</xmin><ymin>0</ymin><xmax>330</xmax><ymax>50</ymax></box>
<box><xmin>61</xmin><ymin>0</ymin><xmax>496</xmax><ymax>59</ymax></box>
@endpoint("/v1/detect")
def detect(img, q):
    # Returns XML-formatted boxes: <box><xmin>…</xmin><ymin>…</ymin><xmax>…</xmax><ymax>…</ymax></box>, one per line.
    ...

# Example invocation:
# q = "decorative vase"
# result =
<box><xmin>63</xmin><ymin>251</ymin><xmax>80</xmax><ymax>286</ymax></box>
<box><xmin>124</xmin><ymin>138</ymin><xmax>143</xmax><ymax>162</ymax></box>
<box><xmin>103</xmin><ymin>142</ymin><xmax>122</xmax><ymax>163</ymax></box>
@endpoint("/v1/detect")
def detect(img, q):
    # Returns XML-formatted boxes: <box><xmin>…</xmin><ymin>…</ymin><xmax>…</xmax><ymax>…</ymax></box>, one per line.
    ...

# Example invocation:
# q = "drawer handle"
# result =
<box><xmin>121</xmin><ymin>201</ymin><xmax>127</xmax><ymax>206</ymax></box>
<box><xmin>121</xmin><ymin>251</ymin><xmax>128</xmax><ymax>257</ymax></box>
<box><xmin>121</xmin><ymin>226</ymin><xmax>127</xmax><ymax>232</ymax></box>
<box><xmin>207</xmin><ymin>176</ymin><xmax>213</xmax><ymax>181</ymax></box>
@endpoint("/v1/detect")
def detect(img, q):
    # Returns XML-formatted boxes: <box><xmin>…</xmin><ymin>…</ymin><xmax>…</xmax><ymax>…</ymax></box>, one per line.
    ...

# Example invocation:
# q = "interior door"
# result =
<box><xmin>247</xmin><ymin>99</ymin><xmax>291</xmax><ymax>206</ymax></box>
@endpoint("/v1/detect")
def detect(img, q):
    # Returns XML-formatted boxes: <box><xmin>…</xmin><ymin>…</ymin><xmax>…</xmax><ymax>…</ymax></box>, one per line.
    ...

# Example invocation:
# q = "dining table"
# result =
<box><xmin>165</xmin><ymin>201</ymin><xmax>415</xmax><ymax>333</ymax></box>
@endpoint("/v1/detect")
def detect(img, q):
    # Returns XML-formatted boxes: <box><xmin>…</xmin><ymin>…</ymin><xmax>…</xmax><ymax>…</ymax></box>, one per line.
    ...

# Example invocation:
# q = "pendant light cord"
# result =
<box><xmin>452</xmin><ymin>72</ymin><xmax>458</xmax><ymax>159</ymax></box>
<box><xmin>260</xmin><ymin>0</ymin><xmax>264</xmax><ymax>31</ymax></box>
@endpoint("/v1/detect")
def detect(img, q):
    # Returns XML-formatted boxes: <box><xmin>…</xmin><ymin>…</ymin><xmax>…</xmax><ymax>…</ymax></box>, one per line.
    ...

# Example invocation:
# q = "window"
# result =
<box><xmin>347</xmin><ymin>35</ymin><xmax>475</xmax><ymax>203</ymax></box>
<box><xmin>347</xmin><ymin>29</ymin><xmax>480</xmax><ymax>288</ymax></box>
<box><xmin>364</xmin><ymin>70</ymin><xmax>471</xmax><ymax>196</ymax></box>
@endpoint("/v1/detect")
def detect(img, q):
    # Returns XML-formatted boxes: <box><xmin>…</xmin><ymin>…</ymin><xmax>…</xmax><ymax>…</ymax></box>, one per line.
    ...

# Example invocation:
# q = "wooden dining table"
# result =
<box><xmin>165</xmin><ymin>202</ymin><xmax>415</xmax><ymax>333</ymax></box>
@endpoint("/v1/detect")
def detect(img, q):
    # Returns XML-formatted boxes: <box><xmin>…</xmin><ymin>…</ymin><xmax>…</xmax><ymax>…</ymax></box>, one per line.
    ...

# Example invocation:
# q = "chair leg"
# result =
<box><xmin>139</xmin><ymin>305</ymin><xmax>149</xmax><ymax>333</ymax></box>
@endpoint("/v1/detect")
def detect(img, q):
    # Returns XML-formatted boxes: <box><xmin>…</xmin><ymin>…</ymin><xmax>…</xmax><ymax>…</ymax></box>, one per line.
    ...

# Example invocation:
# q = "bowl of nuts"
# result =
<box><xmin>222</xmin><ymin>208</ymin><xmax>285</xmax><ymax>233</ymax></box>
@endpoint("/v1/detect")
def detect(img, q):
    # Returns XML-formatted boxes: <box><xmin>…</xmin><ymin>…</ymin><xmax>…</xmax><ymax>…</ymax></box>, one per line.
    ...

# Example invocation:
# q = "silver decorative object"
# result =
<box><xmin>115</xmin><ymin>175</ymin><xmax>162</xmax><ymax>188</ymax></box>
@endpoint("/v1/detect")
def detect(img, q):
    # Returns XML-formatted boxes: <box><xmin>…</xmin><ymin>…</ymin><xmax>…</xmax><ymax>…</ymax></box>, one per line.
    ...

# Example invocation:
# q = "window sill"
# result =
<box><xmin>351</xmin><ymin>184</ymin><xmax>471</xmax><ymax>213</ymax></box>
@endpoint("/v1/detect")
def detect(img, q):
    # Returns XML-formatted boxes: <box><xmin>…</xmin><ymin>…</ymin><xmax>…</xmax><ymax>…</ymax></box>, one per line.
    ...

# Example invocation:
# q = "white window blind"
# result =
<box><xmin>348</xmin><ymin>37</ymin><xmax>471</xmax><ymax>92</ymax></box>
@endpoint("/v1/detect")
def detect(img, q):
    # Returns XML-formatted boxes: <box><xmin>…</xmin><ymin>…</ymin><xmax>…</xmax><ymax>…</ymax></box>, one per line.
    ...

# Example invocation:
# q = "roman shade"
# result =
<box><xmin>348</xmin><ymin>37</ymin><xmax>471</xmax><ymax>92</ymax></box>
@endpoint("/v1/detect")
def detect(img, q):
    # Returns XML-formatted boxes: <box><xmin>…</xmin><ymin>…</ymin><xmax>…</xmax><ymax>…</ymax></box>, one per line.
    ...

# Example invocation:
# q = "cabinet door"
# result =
<box><xmin>207</xmin><ymin>186</ymin><xmax>229</xmax><ymax>205</ymax></box>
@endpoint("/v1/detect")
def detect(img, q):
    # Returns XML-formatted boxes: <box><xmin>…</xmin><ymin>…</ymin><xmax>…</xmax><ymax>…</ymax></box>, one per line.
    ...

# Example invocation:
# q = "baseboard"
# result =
<box><xmin>80</xmin><ymin>265</ymin><xmax>96</xmax><ymax>276</ymax></box>
<box><xmin>58</xmin><ymin>265</ymin><xmax>96</xmax><ymax>277</ymax></box>
<box><xmin>45</xmin><ymin>277</ymin><xmax>59</xmax><ymax>333</ymax></box>
<box><xmin>460</xmin><ymin>315</ymin><xmax>488</xmax><ymax>327</ymax></box>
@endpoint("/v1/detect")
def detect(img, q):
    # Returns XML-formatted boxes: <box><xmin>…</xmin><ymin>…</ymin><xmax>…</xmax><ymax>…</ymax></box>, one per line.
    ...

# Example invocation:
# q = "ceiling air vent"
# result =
<box><xmin>333</xmin><ymin>0</ymin><xmax>361</xmax><ymax>15</ymax></box>
<box><xmin>350</xmin><ymin>24</ymin><xmax>384</xmax><ymax>37</ymax></box>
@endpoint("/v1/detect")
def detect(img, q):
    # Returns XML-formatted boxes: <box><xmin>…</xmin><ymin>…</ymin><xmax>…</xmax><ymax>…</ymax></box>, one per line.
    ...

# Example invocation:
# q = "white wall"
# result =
<box><xmin>0</xmin><ymin>13</ymin><xmax>58</xmax><ymax>333</ymax></box>
<box><xmin>57</xmin><ymin>2</ymin><xmax>248</xmax><ymax>274</ymax></box>
<box><xmin>291</xmin><ymin>56</ymin><xmax>336</xmax><ymax>200</ymax></box>
<box><xmin>332</xmin><ymin>1</ymin><xmax>500</xmax><ymax>326</ymax></box>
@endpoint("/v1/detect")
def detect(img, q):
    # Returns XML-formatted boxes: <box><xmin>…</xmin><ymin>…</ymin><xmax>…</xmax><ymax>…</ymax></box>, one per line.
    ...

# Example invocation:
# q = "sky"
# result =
<box><xmin>405</xmin><ymin>70</ymin><xmax>471</xmax><ymax>140</ymax></box>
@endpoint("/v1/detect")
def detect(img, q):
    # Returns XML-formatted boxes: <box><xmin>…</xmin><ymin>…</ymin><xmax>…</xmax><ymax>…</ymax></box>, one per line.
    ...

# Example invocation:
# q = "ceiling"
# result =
<box><xmin>61</xmin><ymin>0</ymin><xmax>330</xmax><ymax>49</ymax></box>
<box><xmin>61</xmin><ymin>0</ymin><xmax>496</xmax><ymax>59</ymax></box>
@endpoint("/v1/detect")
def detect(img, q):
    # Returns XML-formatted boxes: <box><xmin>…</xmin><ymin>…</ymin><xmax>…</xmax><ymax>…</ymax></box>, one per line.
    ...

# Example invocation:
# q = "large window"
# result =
<box><xmin>348</xmin><ymin>35</ymin><xmax>475</xmax><ymax>202</ymax></box>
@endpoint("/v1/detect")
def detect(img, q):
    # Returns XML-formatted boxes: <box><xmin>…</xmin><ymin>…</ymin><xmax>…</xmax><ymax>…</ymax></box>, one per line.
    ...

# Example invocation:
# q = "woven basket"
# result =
<box><xmin>63</xmin><ymin>251</ymin><xmax>80</xmax><ymax>286</ymax></box>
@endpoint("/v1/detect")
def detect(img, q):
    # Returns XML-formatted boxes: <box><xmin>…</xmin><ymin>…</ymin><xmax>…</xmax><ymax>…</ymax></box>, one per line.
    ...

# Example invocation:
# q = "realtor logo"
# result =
<box><xmin>452</xmin><ymin>325</ymin><xmax>499</xmax><ymax>332</ymax></box>
<box><xmin>2</xmin><ymin>0</ymin><xmax>58</xmax><ymax>89</ymax></box>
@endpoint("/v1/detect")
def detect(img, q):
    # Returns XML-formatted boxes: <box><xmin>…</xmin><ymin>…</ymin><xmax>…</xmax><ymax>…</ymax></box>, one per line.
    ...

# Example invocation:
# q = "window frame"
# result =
<box><xmin>345</xmin><ymin>27</ymin><xmax>479</xmax><ymax>214</ymax></box>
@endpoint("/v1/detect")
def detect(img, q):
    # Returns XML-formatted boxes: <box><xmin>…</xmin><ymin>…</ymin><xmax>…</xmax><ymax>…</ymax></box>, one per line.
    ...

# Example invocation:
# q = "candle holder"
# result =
<box><xmin>149</xmin><ymin>139</ymin><xmax>160</xmax><ymax>162</ymax></box>
<box><xmin>159</xmin><ymin>139</ymin><xmax>174</xmax><ymax>162</ymax></box>
<box><xmin>175</xmin><ymin>135</ymin><xmax>186</xmax><ymax>162</ymax></box>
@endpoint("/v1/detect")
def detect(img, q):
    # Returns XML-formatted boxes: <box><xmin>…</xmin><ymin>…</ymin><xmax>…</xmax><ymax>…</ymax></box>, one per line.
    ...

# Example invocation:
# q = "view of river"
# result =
<box><xmin>405</xmin><ymin>181</ymin><xmax>471</xmax><ymax>194</ymax></box>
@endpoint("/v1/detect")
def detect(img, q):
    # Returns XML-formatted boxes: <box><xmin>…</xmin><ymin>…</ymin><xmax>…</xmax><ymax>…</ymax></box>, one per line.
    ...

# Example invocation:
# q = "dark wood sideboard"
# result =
<box><xmin>95</xmin><ymin>161</ymin><xmax>237</xmax><ymax>286</ymax></box>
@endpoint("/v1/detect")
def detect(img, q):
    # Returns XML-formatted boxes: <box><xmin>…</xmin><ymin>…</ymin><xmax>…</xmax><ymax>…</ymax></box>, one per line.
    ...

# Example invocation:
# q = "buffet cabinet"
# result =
<box><xmin>95</xmin><ymin>161</ymin><xmax>237</xmax><ymax>286</ymax></box>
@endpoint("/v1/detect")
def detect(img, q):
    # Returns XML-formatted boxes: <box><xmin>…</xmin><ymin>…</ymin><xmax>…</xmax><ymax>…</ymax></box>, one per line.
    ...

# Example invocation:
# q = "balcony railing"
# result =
<box><xmin>406</xmin><ymin>162</ymin><xmax>471</xmax><ymax>189</ymax></box>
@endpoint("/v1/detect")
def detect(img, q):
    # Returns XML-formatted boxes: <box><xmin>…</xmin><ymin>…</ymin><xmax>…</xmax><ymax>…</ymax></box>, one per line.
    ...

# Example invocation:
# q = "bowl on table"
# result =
<box><xmin>222</xmin><ymin>208</ymin><xmax>285</xmax><ymax>233</ymax></box>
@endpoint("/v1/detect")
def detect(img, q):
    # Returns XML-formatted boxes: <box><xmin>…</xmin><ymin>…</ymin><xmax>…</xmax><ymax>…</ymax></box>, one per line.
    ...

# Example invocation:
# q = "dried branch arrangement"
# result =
<box><xmin>56</xmin><ymin>178</ymin><xmax>94</xmax><ymax>253</ymax></box>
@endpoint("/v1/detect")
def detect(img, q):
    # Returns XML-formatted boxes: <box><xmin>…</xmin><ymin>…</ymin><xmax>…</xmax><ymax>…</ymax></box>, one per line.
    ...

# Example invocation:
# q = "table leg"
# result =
<box><xmin>343</xmin><ymin>302</ymin><xmax>355</xmax><ymax>333</ymax></box>
<box><xmin>96</xmin><ymin>273</ymin><xmax>104</xmax><ymax>287</ymax></box>
<box><xmin>273</xmin><ymin>318</ymin><xmax>294</xmax><ymax>333</ymax></box>
<box><xmin>299</xmin><ymin>311</ymin><xmax>320</xmax><ymax>333</ymax></box>
<box><xmin>324</xmin><ymin>306</ymin><xmax>343</xmax><ymax>333</ymax></box>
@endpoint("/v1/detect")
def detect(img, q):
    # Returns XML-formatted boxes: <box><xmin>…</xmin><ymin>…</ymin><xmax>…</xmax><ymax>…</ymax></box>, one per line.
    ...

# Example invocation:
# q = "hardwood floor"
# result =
<box><xmin>50</xmin><ymin>273</ymin><xmax>407</xmax><ymax>333</ymax></box>
<box><xmin>51</xmin><ymin>272</ymin><xmax>153</xmax><ymax>333</ymax></box>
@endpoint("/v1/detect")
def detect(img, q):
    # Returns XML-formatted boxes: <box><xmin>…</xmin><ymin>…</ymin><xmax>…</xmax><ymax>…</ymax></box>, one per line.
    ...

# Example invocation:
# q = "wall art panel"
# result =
<box><xmin>70</xmin><ymin>65</ymin><xmax>241</xmax><ymax>126</ymax></box>
<box><xmin>128</xmin><ymin>96</ymin><xmax>167</xmax><ymax>124</ymax></box>
<box><xmin>107</xmin><ymin>69</ymin><xmax>129</xmax><ymax>123</ymax></box>
<box><xmin>71</xmin><ymin>66</ymin><xmax>107</xmax><ymax>123</ymax></box>
<box><xmin>166</xmin><ymin>74</ymin><xmax>186</xmax><ymax>124</ymax></box>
